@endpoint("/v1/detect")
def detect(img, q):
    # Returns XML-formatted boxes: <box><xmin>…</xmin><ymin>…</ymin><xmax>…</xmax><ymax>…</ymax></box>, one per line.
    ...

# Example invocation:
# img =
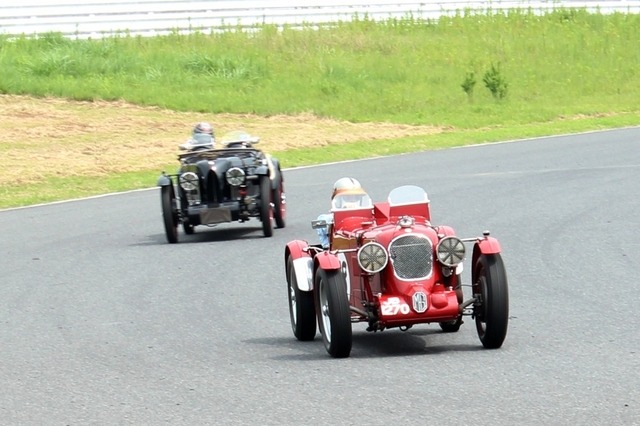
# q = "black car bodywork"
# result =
<box><xmin>157</xmin><ymin>131</ymin><xmax>286</xmax><ymax>243</ymax></box>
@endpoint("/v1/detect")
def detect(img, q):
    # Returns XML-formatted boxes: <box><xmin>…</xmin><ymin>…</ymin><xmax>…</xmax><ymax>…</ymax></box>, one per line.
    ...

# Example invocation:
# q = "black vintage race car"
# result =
<box><xmin>157</xmin><ymin>130</ymin><xmax>286</xmax><ymax>243</ymax></box>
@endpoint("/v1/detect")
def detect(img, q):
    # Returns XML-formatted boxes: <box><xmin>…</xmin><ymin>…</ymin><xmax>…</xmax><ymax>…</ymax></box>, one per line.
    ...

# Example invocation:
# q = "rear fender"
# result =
<box><xmin>285</xmin><ymin>241</ymin><xmax>314</xmax><ymax>291</ymax></box>
<box><xmin>268</xmin><ymin>156</ymin><xmax>282</xmax><ymax>189</ymax></box>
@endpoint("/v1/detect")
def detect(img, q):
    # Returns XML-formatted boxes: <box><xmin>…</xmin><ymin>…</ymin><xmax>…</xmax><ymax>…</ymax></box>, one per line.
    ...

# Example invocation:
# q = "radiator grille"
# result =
<box><xmin>389</xmin><ymin>235</ymin><xmax>433</xmax><ymax>280</ymax></box>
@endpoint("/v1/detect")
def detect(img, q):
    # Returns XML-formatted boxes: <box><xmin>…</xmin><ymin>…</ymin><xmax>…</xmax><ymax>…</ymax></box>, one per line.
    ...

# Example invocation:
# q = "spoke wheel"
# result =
<box><xmin>272</xmin><ymin>179</ymin><xmax>286</xmax><ymax>229</ymax></box>
<box><xmin>161</xmin><ymin>185</ymin><xmax>178</xmax><ymax>244</ymax></box>
<box><xmin>473</xmin><ymin>254</ymin><xmax>509</xmax><ymax>348</ymax></box>
<box><xmin>286</xmin><ymin>256</ymin><xmax>316</xmax><ymax>341</ymax></box>
<box><xmin>315</xmin><ymin>268</ymin><xmax>352</xmax><ymax>358</ymax></box>
<box><xmin>259</xmin><ymin>176</ymin><xmax>273</xmax><ymax>237</ymax></box>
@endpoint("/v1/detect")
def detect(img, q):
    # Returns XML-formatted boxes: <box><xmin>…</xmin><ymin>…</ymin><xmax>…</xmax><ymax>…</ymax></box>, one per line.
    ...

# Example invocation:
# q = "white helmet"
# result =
<box><xmin>331</xmin><ymin>177</ymin><xmax>371</xmax><ymax>209</ymax></box>
<box><xmin>332</xmin><ymin>177</ymin><xmax>362</xmax><ymax>198</ymax></box>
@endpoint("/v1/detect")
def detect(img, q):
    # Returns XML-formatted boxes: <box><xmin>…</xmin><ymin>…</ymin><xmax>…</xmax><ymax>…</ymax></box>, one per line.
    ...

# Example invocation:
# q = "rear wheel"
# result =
<box><xmin>315</xmin><ymin>268</ymin><xmax>352</xmax><ymax>358</ymax></box>
<box><xmin>259</xmin><ymin>176</ymin><xmax>273</xmax><ymax>237</ymax></box>
<box><xmin>473</xmin><ymin>254</ymin><xmax>509</xmax><ymax>348</ymax></box>
<box><xmin>178</xmin><ymin>192</ymin><xmax>194</xmax><ymax>235</ymax></box>
<box><xmin>272</xmin><ymin>178</ymin><xmax>286</xmax><ymax>229</ymax></box>
<box><xmin>161</xmin><ymin>185</ymin><xmax>178</xmax><ymax>244</ymax></box>
<box><xmin>183</xmin><ymin>222</ymin><xmax>194</xmax><ymax>235</ymax></box>
<box><xmin>286</xmin><ymin>255</ymin><xmax>316</xmax><ymax>341</ymax></box>
<box><xmin>439</xmin><ymin>317</ymin><xmax>463</xmax><ymax>333</ymax></box>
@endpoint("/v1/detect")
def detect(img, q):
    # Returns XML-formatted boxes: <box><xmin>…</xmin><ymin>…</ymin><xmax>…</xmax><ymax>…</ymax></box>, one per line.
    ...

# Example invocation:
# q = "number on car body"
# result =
<box><xmin>380</xmin><ymin>297</ymin><xmax>410</xmax><ymax>316</ymax></box>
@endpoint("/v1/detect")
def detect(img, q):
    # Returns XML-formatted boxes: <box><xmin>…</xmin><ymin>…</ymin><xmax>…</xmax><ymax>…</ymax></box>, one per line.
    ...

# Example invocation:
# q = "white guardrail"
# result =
<box><xmin>1</xmin><ymin>0</ymin><xmax>639</xmax><ymax>39</ymax></box>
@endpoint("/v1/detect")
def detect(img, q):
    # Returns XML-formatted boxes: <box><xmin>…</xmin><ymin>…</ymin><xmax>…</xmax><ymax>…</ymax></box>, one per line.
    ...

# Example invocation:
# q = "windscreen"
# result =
<box><xmin>387</xmin><ymin>185</ymin><xmax>429</xmax><ymax>206</ymax></box>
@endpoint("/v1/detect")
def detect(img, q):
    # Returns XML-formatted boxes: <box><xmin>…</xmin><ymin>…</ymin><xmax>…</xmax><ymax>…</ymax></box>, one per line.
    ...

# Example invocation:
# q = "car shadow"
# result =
<box><xmin>182</xmin><ymin>225</ymin><xmax>266</xmax><ymax>243</ymax></box>
<box><xmin>144</xmin><ymin>224</ymin><xmax>268</xmax><ymax>245</ymax></box>
<box><xmin>348</xmin><ymin>329</ymin><xmax>482</xmax><ymax>358</ymax></box>
<box><xmin>247</xmin><ymin>328</ymin><xmax>483</xmax><ymax>361</ymax></box>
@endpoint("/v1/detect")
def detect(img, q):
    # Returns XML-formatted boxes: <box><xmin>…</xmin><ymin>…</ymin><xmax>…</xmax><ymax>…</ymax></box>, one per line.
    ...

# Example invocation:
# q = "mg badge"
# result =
<box><xmin>412</xmin><ymin>291</ymin><xmax>428</xmax><ymax>313</ymax></box>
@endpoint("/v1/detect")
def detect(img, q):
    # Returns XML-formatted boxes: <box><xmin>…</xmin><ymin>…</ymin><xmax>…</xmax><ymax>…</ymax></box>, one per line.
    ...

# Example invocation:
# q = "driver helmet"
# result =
<box><xmin>190</xmin><ymin>122</ymin><xmax>215</xmax><ymax>149</ymax></box>
<box><xmin>193</xmin><ymin>121</ymin><xmax>214</xmax><ymax>136</ymax></box>
<box><xmin>331</xmin><ymin>177</ymin><xmax>372</xmax><ymax>209</ymax></box>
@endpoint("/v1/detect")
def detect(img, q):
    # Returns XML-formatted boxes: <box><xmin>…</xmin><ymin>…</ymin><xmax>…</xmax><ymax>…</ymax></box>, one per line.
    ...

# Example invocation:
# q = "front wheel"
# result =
<box><xmin>473</xmin><ymin>254</ymin><xmax>509</xmax><ymax>348</ymax></box>
<box><xmin>161</xmin><ymin>185</ymin><xmax>178</xmax><ymax>244</ymax></box>
<box><xmin>315</xmin><ymin>268</ymin><xmax>352</xmax><ymax>358</ymax></box>
<box><xmin>286</xmin><ymin>255</ymin><xmax>316</xmax><ymax>341</ymax></box>
<box><xmin>259</xmin><ymin>176</ymin><xmax>273</xmax><ymax>238</ymax></box>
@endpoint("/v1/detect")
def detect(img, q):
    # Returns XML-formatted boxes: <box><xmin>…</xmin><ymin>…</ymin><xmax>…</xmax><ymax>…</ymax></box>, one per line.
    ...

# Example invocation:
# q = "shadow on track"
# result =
<box><xmin>246</xmin><ymin>328</ymin><xmax>483</xmax><ymax>360</ymax></box>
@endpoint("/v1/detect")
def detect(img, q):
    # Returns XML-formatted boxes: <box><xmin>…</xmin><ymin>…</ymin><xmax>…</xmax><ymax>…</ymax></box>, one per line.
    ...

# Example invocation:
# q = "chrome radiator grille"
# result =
<box><xmin>389</xmin><ymin>234</ymin><xmax>433</xmax><ymax>280</ymax></box>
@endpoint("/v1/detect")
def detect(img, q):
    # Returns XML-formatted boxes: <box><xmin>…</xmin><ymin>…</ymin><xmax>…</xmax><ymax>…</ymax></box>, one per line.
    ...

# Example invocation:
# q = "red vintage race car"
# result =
<box><xmin>284</xmin><ymin>185</ymin><xmax>509</xmax><ymax>358</ymax></box>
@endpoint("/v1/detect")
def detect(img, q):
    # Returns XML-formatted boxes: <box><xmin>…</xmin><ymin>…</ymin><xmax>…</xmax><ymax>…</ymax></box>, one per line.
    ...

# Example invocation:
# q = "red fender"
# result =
<box><xmin>471</xmin><ymin>236</ymin><xmax>502</xmax><ymax>282</ymax></box>
<box><xmin>315</xmin><ymin>251</ymin><xmax>342</xmax><ymax>271</ymax></box>
<box><xmin>285</xmin><ymin>240</ymin><xmax>315</xmax><ymax>291</ymax></box>
<box><xmin>476</xmin><ymin>236</ymin><xmax>502</xmax><ymax>255</ymax></box>
<box><xmin>285</xmin><ymin>239</ymin><xmax>310</xmax><ymax>262</ymax></box>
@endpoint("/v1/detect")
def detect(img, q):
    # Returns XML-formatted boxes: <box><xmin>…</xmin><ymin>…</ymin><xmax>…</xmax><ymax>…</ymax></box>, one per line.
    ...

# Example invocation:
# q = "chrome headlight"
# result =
<box><xmin>357</xmin><ymin>242</ymin><xmax>388</xmax><ymax>274</ymax></box>
<box><xmin>226</xmin><ymin>167</ymin><xmax>245</xmax><ymax>186</ymax></box>
<box><xmin>436</xmin><ymin>236</ymin><xmax>466</xmax><ymax>267</ymax></box>
<box><xmin>179</xmin><ymin>172</ymin><xmax>199</xmax><ymax>191</ymax></box>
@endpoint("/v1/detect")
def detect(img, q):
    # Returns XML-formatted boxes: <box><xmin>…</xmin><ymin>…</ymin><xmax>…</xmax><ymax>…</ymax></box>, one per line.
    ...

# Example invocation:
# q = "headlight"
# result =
<box><xmin>226</xmin><ymin>167</ymin><xmax>245</xmax><ymax>186</ymax></box>
<box><xmin>179</xmin><ymin>172</ymin><xmax>199</xmax><ymax>191</ymax></box>
<box><xmin>436</xmin><ymin>236</ymin><xmax>466</xmax><ymax>267</ymax></box>
<box><xmin>357</xmin><ymin>242</ymin><xmax>388</xmax><ymax>274</ymax></box>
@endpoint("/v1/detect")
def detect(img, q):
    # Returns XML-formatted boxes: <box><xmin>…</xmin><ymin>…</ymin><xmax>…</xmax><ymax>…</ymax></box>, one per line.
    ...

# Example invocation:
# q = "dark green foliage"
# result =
<box><xmin>483</xmin><ymin>63</ymin><xmax>508</xmax><ymax>100</ymax></box>
<box><xmin>461</xmin><ymin>71</ymin><xmax>477</xmax><ymax>100</ymax></box>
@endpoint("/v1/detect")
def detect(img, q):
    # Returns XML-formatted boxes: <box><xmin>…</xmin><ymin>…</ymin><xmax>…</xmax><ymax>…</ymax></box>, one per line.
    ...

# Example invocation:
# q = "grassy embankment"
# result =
<box><xmin>0</xmin><ymin>8</ymin><xmax>639</xmax><ymax>208</ymax></box>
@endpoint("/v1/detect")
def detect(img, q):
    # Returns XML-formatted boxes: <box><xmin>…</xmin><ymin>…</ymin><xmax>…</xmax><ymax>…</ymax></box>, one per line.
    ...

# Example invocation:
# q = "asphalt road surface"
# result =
<box><xmin>1</xmin><ymin>127</ymin><xmax>639</xmax><ymax>425</ymax></box>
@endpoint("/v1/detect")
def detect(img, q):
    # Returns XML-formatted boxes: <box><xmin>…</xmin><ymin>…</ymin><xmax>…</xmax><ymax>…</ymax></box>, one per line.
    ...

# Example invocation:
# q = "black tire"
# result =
<box><xmin>161</xmin><ymin>185</ymin><xmax>178</xmax><ymax>244</ymax></box>
<box><xmin>473</xmin><ymin>254</ymin><xmax>509</xmax><ymax>349</ymax></box>
<box><xmin>259</xmin><ymin>176</ymin><xmax>273</xmax><ymax>238</ymax></box>
<box><xmin>439</xmin><ymin>274</ymin><xmax>463</xmax><ymax>332</ymax></box>
<box><xmin>286</xmin><ymin>255</ymin><xmax>316</xmax><ymax>341</ymax></box>
<box><xmin>315</xmin><ymin>268</ymin><xmax>352</xmax><ymax>358</ymax></box>
<box><xmin>178</xmin><ymin>190</ymin><xmax>194</xmax><ymax>235</ymax></box>
<box><xmin>272</xmin><ymin>178</ymin><xmax>286</xmax><ymax>229</ymax></box>
<box><xmin>439</xmin><ymin>317</ymin><xmax>463</xmax><ymax>333</ymax></box>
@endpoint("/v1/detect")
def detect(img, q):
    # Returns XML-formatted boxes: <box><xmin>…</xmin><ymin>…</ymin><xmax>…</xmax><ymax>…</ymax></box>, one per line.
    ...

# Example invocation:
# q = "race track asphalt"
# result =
<box><xmin>1</xmin><ymin>127</ymin><xmax>639</xmax><ymax>425</ymax></box>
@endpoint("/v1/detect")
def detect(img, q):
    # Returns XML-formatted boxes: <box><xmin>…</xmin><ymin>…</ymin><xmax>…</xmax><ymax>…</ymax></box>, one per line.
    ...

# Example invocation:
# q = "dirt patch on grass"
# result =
<box><xmin>0</xmin><ymin>94</ymin><xmax>444</xmax><ymax>185</ymax></box>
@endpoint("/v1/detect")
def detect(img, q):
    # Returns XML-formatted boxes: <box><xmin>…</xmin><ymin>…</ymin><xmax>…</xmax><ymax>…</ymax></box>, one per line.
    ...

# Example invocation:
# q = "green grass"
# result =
<box><xmin>1</xmin><ymin>8</ymin><xmax>639</xmax><ymax>209</ymax></box>
<box><xmin>3</xmin><ymin>9</ymin><xmax>640</xmax><ymax>124</ymax></box>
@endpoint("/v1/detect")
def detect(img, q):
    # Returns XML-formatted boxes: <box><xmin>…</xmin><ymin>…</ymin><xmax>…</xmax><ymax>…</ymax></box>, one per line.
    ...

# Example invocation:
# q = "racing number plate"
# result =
<box><xmin>379</xmin><ymin>296</ymin><xmax>411</xmax><ymax>317</ymax></box>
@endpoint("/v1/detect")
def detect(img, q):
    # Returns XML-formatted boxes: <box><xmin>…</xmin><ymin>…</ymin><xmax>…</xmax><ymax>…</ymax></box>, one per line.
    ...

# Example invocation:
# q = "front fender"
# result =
<box><xmin>285</xmin><ymin>240</ymin><xmax>313</xmax><ymax>291</ymax></box>
<box><xmin>315</xmin><ymin>251</ymin><xmax>342</xmax><ymax>272</ymax></box>
<box><xmin>157</xmin><ymin>174</ymin><xmax>172</xmax><ymax>186</ymax></box>
<box><xmin>471</xmin><ymin>236</ymin><xmax>502</xmax><ymax>273</ymax></box>
<box><xmin>475</xmin><ymin>236</ymin><xmax>502</xmax><ymax>255</ymax></box>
